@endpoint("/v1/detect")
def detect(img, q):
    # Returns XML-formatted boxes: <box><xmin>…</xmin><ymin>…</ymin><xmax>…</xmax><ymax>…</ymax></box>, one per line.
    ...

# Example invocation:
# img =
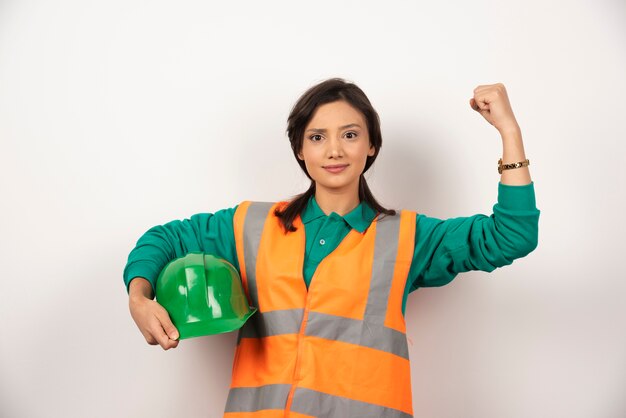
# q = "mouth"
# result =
<box><xmin>323</xmin><ymin>164</ymin><xmax>349</xmax><ymax>173</ymax></box>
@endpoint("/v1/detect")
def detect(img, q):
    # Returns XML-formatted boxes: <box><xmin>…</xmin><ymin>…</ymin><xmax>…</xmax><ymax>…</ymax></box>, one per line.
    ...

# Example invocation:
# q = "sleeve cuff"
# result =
<box><xmin>497</xmin><ymin>181</ymin><xmax>537</xmax><ymax>211</ymax></box>
<box><xmin>123</xmin><ymin>263</ymin><xmax>159</xmax><ymax>295</ymax></box>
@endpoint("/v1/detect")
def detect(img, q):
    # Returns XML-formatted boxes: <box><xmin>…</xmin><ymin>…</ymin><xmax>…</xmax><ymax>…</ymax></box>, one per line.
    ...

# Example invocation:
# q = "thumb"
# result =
<box><xmin>470</xmin><ymin>98</ymin><xmax>479</xmax><ymax>111</ymax></box>
<box><xmin>155</xmin><ymin>307</ymin><xmax>179</xmax><ymax>340</ymax></box>
<box><xmin>470</xmin><ymin>97</ymin><xmax>489</xmax><ymax>111</ymax></box>
<box><xmin>470</xmin><ymin>98</ymin><xmax>493</xmax><ymax>123</ymax></box>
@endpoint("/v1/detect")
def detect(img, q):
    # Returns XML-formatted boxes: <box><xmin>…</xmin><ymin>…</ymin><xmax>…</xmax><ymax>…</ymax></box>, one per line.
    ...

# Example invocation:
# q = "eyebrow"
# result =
<box><xmin>305</xmin><ymin>123</ymin><xmax>362</xmax><ymax>133</ymax></box>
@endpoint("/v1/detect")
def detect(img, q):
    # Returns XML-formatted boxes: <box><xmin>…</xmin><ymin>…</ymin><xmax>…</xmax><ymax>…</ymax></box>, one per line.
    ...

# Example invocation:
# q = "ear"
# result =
<box><xmin>368</xmin><ymin>145</ymin><xmax>376</xmax><ymax>157</ymax></box>
<box><xmin>297</xmin><ymin>152</ymin><xmax>304</xmax><ymax>160</ymax></box>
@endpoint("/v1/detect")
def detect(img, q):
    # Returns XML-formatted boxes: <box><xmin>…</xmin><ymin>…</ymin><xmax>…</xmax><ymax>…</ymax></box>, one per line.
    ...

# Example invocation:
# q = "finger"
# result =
<box><xmin>474</xmin><ymin>95</ymin><xmax>490</xmax><ymax>110</ymax></box>
<box><xmin>161</xmin><ymin>319</ymin><xmax>179</xmax><ymax>341</ymax></box>
<box><xmin>154</xmin><ymin>308</ymin><xmax>179</xmax><ymax>341</ymax></box>
<box><xmin>149</xmin><ymin>320</ymin><xmax>174</xmax><ymax>350</ymax></box>
<box><xmin>473</xmin><ymin>85</ymin><xmax>490</xmax><ymax>94</ymax></box>
<box><xmin>161</xmin><ymin>335</ymin><xmax>180</xmax><ymax>350</ymax></box>
<box><xmin>474</xmin><ymin>83</ymin><xmax>498</xmax><ymax>94</ymax></box>
<box><xmin>151</xmin><ymin>319</ymin><xmax>180</xmax><ymax>350</ymax></box>
<box><xmin>138</xmin><ymin>327</ymin><xmax>158</xmax><ymax>345</ymax></box>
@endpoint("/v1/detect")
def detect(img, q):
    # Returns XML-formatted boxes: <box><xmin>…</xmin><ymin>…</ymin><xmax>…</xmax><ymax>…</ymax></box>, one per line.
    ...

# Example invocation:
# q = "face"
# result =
<box><xmin>297</xmin><ymin>100</ymin><xmax>376</xmax><ymax>197</ymax></box>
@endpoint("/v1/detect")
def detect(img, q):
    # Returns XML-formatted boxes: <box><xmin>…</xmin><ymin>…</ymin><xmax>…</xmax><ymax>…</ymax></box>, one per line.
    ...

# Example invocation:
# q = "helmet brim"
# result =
<box><xmin>175</xmin><ymin>307</ymin><xmax>257</xmax><ymax>340</ymax></box>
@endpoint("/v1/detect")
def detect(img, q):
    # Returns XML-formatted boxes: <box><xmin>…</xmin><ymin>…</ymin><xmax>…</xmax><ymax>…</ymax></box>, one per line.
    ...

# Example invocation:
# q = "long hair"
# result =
<box><xmin>275</xmin><ymin>78</ymin><xmax>396</xmax><ymax>232</ymax></box>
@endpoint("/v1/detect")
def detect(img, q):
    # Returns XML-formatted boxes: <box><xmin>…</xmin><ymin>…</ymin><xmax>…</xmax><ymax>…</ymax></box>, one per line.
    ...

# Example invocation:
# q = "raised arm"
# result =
<box><xmin>470</xmin><ymin>82</ymin><xmax>532</xmax><ymax>186</ymax></box>
<box><xmin>408</xmin><ymin>181</ymin><xmax>539</xmax><ymax>292</ymax></box>
<box><xmin>403</xmin><ymin>83</ymin><xmax>539</xmax><ymax>300</ymax></box>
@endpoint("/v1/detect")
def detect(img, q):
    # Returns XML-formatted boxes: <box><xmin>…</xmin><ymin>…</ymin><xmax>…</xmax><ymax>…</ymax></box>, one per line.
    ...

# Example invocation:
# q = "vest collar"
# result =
<box><xmin>301</xmin><ymin>195</ymin><xmax>377</xmax><ymax>233</ymax></box>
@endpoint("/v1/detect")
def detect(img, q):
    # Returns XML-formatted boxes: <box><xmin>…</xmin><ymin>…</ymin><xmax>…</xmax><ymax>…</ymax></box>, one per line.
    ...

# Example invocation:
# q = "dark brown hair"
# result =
<box><xmin>275</xmin><ymin>78</ymin><xmax>396</xmax><ymax>232</ymax></box>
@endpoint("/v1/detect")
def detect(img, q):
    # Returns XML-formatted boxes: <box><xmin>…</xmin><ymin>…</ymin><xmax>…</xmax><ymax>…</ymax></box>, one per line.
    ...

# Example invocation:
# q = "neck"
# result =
<box><xmin>314</xmin><ymin>182</ymin><xmax>361</xmax><ymax>216</ymax></box>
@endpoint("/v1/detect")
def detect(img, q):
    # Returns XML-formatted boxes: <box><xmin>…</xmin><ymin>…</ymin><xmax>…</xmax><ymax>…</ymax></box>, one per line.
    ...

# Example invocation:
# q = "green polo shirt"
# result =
<box><xmin>300</xmin><ymin>195</ymin><xmax>377</xmax><ymax>288</ymax></box>
<box><xmin>123</xmin><ymin>181</ymin><xmax>540</xmax><ymax>315</ymax></box>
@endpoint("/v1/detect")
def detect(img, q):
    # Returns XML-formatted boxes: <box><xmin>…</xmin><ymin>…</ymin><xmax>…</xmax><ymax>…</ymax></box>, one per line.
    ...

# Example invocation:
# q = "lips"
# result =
<box><xmin>323</xmin><ymin>164</ymin><xmax>349</xmax><ymax>173</ymax></box>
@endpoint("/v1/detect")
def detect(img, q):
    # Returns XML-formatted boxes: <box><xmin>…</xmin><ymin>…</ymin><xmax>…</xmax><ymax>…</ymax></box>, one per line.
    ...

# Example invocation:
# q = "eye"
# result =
<box><xmin>344</xmin><ymin>131</ymin><xmax>358</xmax><ymax>140</ymax></box>
<box><xmin>309</xmin><ymin>134</ymin><xmax>323</xmax><ymax>142</ymax></box>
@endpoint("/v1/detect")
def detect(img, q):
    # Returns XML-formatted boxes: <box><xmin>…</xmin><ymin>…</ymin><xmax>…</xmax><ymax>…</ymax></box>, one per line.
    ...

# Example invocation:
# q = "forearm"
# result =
<box><xmin>122</xmin><ymin>208</ymin><xmax>240</xmax><ymax>294</ymax></box>
<box><xmin>499</xmin><ymin>127</ymin><xmax>532</xmax><ymax>186</ymax></box>
<box><xmin>129</xmin><ymin>277</ymin><xmax>154</xmax><ymax>301</ymax></box>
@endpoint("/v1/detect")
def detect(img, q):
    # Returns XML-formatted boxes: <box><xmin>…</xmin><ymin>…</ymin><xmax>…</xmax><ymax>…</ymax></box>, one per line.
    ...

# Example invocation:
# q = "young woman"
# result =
<box><xmin>124</xmin><ymin>78</ymin><xmax>539</xmax><ymax>418</ymax></box>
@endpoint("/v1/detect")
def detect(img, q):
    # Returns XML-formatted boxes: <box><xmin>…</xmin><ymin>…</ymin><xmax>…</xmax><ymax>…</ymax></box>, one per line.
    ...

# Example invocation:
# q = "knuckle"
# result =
<box><xmin>161</xmin><ymin>341</ymin><xmax>173</xmax><ymax>351</ymax></box>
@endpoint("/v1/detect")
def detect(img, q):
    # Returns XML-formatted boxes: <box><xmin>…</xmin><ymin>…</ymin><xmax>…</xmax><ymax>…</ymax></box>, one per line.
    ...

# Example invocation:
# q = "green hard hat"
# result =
<box><xmin>155</xmin><ymin>252</ymin><xmax>256</xmax><ymax>340</ymax></box>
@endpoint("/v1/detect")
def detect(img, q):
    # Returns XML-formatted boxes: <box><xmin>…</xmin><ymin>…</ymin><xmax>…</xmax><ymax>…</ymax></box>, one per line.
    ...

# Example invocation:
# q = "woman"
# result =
<box><xmin>124</xmin><ymin>78</ymin><xmax>539</xmax><ymax>417</ymax></box>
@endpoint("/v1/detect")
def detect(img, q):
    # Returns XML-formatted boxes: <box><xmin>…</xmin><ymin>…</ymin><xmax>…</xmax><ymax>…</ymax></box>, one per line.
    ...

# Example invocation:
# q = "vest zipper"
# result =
<box><xmin>284</xmin><ymin>291</ymin><xmax>312</xmax><ymax>416</ymax></box>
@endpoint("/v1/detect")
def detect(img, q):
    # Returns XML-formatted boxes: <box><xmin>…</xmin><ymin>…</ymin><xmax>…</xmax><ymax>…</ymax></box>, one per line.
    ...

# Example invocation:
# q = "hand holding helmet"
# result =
<box><xmin>155</xmin><ymin>252</ymin><xmax>257</xmax><ymax>339</ymax></box>
<box><xmin>128</xmin><ymin>277</ymin><xmax>180</xmax><ymax>350</ymax></box>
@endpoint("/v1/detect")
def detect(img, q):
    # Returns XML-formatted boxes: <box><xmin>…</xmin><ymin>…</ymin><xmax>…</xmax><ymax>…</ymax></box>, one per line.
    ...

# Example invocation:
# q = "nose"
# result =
<box><xmin>326</xmin><ymin>136</ymin><xmax>344</xmax><ymax>159</ymax></box>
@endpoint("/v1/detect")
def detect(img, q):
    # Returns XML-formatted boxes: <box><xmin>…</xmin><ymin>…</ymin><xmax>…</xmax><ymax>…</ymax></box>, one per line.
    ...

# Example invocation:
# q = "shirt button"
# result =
<box><xmin>319</xmin><ymin>239</ymin><xmax>326</xmax><ymax>246</ymax></box>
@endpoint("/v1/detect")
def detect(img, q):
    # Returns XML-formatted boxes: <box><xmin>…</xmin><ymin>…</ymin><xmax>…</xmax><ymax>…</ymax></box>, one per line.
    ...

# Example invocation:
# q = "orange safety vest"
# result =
<box><xmin>224</xmin><ymin>201</ymin><xmax>417</xmax><ymax>418</ymax></box>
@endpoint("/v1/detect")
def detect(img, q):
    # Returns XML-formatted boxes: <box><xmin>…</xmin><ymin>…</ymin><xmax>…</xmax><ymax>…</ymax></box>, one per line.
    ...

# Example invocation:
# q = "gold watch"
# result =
<box><xmin>498</xmin><ymin>158</ymin><xmax>530</xmax><ymax>174</ymax></box>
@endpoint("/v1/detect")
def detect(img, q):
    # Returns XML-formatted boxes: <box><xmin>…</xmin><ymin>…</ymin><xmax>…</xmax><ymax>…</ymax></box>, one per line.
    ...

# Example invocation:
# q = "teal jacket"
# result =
<box><xmin>123</xmin><ymin>181</ymin><xmax>540</xmax><ymax>314</ymax></box>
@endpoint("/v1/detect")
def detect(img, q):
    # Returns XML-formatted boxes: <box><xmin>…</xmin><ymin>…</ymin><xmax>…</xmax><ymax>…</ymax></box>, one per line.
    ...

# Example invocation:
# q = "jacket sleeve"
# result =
<box><xmin>409</xmin><ymin>182</ymin><xmax>540</xmax><ymax>290</ymax></box>
<box><xmin>122</xmin><ymin>205</ymin><xmax>239</xmax><ymax>294</ymax></box>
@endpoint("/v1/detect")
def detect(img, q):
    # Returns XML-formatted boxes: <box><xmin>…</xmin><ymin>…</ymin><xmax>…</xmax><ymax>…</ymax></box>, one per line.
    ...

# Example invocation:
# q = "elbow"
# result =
<box><xmin>497</xmin><ymin>217</ymin><xmax>539</xmax><ymax>259</ymax></box>
<box><xmin>514</xmin><ymin>233</ymin><xmax>539</xmax><ymax>258</ymax></box>
<box><xmin>528</xmin><ymin>234</ymin><xmax>539</xmax><ymax>254</ymax></box>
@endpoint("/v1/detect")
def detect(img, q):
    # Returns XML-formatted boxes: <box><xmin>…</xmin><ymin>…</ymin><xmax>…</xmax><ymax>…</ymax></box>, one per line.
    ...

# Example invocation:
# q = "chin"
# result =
<box><xmin>316</xmin><ymin>179</ymin><xmax>360</xmax><ymax>193</ymax></box>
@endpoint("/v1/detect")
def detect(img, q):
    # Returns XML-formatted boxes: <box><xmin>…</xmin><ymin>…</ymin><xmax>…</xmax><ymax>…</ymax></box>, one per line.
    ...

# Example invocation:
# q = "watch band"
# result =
<box><xmin>498</xmin><ymin>158</ymin><xmax>530</xmax><ymax>174</ymax></box>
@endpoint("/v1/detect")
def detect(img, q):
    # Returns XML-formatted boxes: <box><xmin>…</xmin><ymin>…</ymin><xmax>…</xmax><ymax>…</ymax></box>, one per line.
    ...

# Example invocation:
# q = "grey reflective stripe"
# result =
<box><xmin>239</xmin><ymin>309</ymin><xmax>408</xmax><ymax>359</ymax></box>
<box><xmin>224</xmin><ymin>385</ymin><xmax>414</xmax><ymax>417</ymax></box>
<box><xmin>224</xmin><ymin>384</ymin><xmax>291</xmax><ymax>412</ymax></box>
<box><xmin>290</xmin><ymin>387</ymin><xmax>413</xmax><ymax>418</ymax></box>
<box><xmin>364</xmin><ymin>213</ymin><xmax>402</xmax><ymax>325</ymax></box>
<box><xmin>242</xmin><ymin>201</ymin><xmax>274</xmax><ymax>308</ymax></box>
<box><xmin>239</xmin><ymin>308</ymin><xmax>304</xmax><ymax>338</ymax></box>
<box><xmin>305</xmin><ymin>311</ymin><xmax>409</xmax><ymax>359</ymax></box>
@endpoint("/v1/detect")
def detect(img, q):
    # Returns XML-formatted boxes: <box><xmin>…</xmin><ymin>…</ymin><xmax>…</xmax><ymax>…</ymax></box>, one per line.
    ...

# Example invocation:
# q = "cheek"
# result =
<box><xmin>300</xmin><ymin>143</ymin><xmax>320</xmax><ymax>162</ymax></box>
<box><xmin>355</xmin><ymin>142</ymin><xmax>374</xmax><ymax>158</ymax></box>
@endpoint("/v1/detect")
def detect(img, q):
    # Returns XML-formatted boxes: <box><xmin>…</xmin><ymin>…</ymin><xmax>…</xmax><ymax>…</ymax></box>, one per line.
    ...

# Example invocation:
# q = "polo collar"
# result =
<box><xmin>301</xmin><ymin>195</ymin><xmax>377</xmax><ymax>233</ymax></box>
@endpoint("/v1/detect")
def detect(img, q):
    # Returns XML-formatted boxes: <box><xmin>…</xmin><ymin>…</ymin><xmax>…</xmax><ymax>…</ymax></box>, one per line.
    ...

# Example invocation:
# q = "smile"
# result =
<box><xmin>323</xmin><ymin>164</ymin><xmax>349</xmax><ymax>173</ymax></box>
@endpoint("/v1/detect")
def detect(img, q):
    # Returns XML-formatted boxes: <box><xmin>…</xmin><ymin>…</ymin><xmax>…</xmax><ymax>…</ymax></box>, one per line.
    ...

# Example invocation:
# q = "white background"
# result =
<box><xmin>1</xmin><ymin>0</ymin><xmax>625</xmax><ymax>417</ymax></box>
